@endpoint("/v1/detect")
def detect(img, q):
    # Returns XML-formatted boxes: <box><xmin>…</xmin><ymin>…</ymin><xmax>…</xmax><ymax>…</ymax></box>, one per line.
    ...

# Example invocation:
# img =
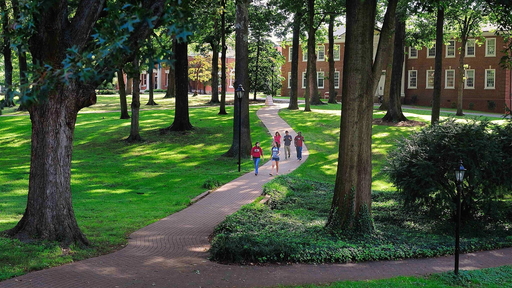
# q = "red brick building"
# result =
<box><xmin>279</xmin><ymin>30</ymin><xmax>512</xmax><ymax>113</ymax></box>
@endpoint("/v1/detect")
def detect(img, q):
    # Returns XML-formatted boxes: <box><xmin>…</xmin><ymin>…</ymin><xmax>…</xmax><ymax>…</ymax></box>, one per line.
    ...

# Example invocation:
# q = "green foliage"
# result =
<box><xmin>209</xmin><ymin>175</ymin><xmax>512</xmax><ymax>264</ymax></box>
<box><xmin>202</xmin><ymin>178</ymin><xmax>222</xmax><ymax>190</ymax></box>
<box><xmin>386</xmin><ymin>118</ymin><xmax>512</xmax><ymax>221</ymax></box>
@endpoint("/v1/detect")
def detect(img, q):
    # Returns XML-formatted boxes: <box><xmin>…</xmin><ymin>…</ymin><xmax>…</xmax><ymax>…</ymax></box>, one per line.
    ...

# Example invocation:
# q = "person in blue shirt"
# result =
<box><xmin>270</xmin><ymin>141</ymin><xmax>280</xmax><ymax>176</ymax></box>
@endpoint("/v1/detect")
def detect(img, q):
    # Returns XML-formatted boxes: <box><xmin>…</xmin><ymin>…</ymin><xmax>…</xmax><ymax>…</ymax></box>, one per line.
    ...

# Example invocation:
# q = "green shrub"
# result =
<box><xmin>385</xmin><ymin>118</ymin><xmax>512</xmax><ymax>221</ymax></box>
<box><xmin>96</xmin><ymin>89</ymin><xmax>117</xmax><ymax>95</ymax></box>
<box><xmin>202</xmin><ymin>178</ymin><xmax>222</xmax><ymax>190</ymax></box>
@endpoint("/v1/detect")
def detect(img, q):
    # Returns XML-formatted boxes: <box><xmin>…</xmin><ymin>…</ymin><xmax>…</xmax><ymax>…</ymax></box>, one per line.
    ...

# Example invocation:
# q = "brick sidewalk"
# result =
<box><xmin>1</xmin><ymin>104</ymin><xmax>511</xmax><ymax>288</ymax></box>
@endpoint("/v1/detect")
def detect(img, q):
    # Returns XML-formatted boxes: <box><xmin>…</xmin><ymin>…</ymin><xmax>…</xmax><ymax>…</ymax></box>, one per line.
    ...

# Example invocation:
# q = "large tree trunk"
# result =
<box><xmin>224</xmin><ymin>0</ymin><xmax>252</xmax><ymax>158</ymax></box>
<box><xmin>327</xmin><ymin>14</ymin><xmax>337</xmax><ymax>104</ymax></box>
<box><xmin>456</xmin><ymin>38</ymin><xmax>467</xmax><ymax>116</ymax></box>
<box><xmin>210</xmin><ymin>40</ymin><xmax>220</xmax><ymax>104</ymax></box>
<box><xmin>219</xmin><ymin>0</ymin><xmax>228</xmax><ymax>115</ymax></box>
<box><xmin>327</xmin><ymin>0</ymin><xmax>376</xmax><ymax>234</ymax></box>
<box><xmin>127</xmin><ymin>57</ymin><xmax>143</xmax><ymax>142</ymax></box>
<box><xmin>306</xmin><ymin>0</ymin><xmax>321</xmax><ymax>108</ymax></box>
<box><xmin>288</xmin><ymin>11</ymin><xmax>301</xmax><ymax>110</ymax></box>
<box><xmin>7</xmin><ymin>83</ymin><xmax>95</xmax><ymax>247</ymax></box>
<box><xmin>146</xmin><ymin>61</ymin><xmax>158</xmax><ymax>106</ymax></box>
<box><xmin>382</xmin><ymin>17</ymin><xmax>408</xmax><ymax>123</ymax></box>
<box><xmin>1</xmin><ymin>0</ymin><xmax>14</xmax><ymax>108</ymax></box>
<box><xmin>168</xmin><ymin>40</ymin><xmax>193</xmax><ymax>131</ymax></box>
<box><xmin>164</xmin><ymin>38</ymin><xmax>176</xmax><ymax>99</ymax></box>
<box><xmin>431</xmin><ymin>7</ymin><xmax>444</xmax><ymax>124</ymax></box>
<box><xmin>117</xmin><ymin>69</ymin><xmax>130</xmax><ymax>119</ymax></box>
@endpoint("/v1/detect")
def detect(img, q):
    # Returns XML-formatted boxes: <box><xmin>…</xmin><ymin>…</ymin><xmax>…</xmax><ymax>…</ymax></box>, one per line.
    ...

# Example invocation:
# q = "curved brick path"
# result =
<box><xmin>1</xmin><ymin>104</ymin><xmax>512</xmax><ymax>288</ymax></box>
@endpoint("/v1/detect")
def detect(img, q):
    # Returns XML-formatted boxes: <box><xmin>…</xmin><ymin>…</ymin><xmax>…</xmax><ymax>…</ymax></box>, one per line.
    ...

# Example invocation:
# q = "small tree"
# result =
<box><xmin>386</xmin><ymin>118</ymin><xmax>512</xmax><ymax>221</ymax></box>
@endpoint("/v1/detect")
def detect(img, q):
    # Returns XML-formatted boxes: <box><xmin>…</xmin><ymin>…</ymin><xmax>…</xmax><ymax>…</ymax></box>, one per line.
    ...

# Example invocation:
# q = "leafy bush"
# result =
<box><xmin>209</xmin><ymin>175</ymin><xmax>512</xmax><ymax>264</ymax></box>
<box><xmin>385</xmin><ymin>118</ymin><xmax>512</xmax><ymax>221</ymax></box>
<box><xmin>202</xmin><ymin>178</ymin><xmax>222</xmax><ymax>190</ymax></box>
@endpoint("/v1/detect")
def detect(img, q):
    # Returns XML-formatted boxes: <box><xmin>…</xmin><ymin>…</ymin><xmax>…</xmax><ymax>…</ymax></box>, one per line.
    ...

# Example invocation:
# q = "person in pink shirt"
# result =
<box><xmin>273</xmin><ymin>131</ymin><xmax>282</xmax><ymax>149</ymax></box>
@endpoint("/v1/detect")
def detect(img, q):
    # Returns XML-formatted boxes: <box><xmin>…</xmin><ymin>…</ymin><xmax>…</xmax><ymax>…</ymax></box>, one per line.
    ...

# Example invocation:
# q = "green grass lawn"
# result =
<box><xmin>1</xmin><ymin>95</ymin><xmax>511</xmax><ymax>286</ymax></box>
<box><xmin>0</xmin><ymin>93</ymin><xmax>269</xmax><ymax>279</ymax></box>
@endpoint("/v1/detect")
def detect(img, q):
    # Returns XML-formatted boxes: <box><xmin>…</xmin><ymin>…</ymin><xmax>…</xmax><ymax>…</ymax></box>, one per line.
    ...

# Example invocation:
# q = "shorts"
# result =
<box><xmin>272</xmin><ymin>157</ymin><xmax>280</xmax><ymax>161</ymax></box>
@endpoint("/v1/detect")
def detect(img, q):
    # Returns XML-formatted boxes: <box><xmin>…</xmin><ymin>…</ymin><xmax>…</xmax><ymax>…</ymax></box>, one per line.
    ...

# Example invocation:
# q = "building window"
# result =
<box><xmin>334</xmin><ymin>71</ymin><xmax>340</xmax><ymax>89</ymax></box>
<box><xmin>165</xmin><ymin>70</ymin><xmax>169</xmax><ymax>87</ymax></box>
<box><xmin>446</xmin><ymin>40</ymin><xmax>455</xmax><ymax>58</ymax></box>
<box><xmin>409</xmin><ymin>47</ymin><xmax>418</xmax><ymax>59</ymax></box>
<box><xmin>426</xmin><ymin>70</ymin><xmax>435</xmax><ymax>89</ymax></box>
<box><xmin>302</xmin><ymin>72</ymin><xmax>307</xmax><ymax>88</ymax></box>
<box><xmin>317</xmin><ymin>45</ymin><xmax>325</xmax><ymax>61</ymax></box>
<box><xmin>288</xmin><ymin>47</ymin><xmax>293</xmax><ymax>62</ymax></box>
<box><xmin>408</xmin><ymin>70</ymin><xmax>417</xmax><ymax>89</ymax></box>
<box><xmin>486</xmin><ymin>38</ymin><xmax>496</xmax><ymax>57</ymax></box>
<box><xmin>141</xmin><ymin>73</ymin><xmax>147</xmax><ymax>86</ymax></box>
<box><xmin>317</xmin><ymin>71</ymin><xmax>325</xmax><ymax>88</ymax></box>
<box><xmin>287</xmin><ymin>72</ymin><xmax>291</xmax><ymax>88</ymax></box>
<box><xmin>445</xmin><ymin>69</ymin><xmax>455</xmax><ymax>89</ymax></box>
<box><xmin>302</xmin><ymin>49</ymin><xmax>307</xmax><ymax>62</ymax></box>
<box><xmin>333</xmin><ymin>45</ymin><xmax>340</xmax><ymax>61</ymax></box>
<box><xmin>427</xmin><ymin>44</ymin><xmax>436</xmax><ymax>58</ymax></box>
<box><xmin>485</xmin><ymin>69</ymin><xmax>495</xmax><ymax>89</ymax></box>
<box><xmin>465</xmin><ymin>69</ymin><xmax>475</xmax><ymax>89</ymax></box>
<box><xmin>466</xmin><ymin>39</ymin><xmax>476</xmax><ymax>57</ymax></box>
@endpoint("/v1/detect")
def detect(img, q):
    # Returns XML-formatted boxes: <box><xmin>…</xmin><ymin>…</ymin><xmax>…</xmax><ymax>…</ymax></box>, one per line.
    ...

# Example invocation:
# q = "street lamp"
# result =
<box><xmin>236</xmin><ymin>84</ymin><xmax>244</xmax><ymax>172</ymax></box>
<box><xmin>454</xmin><ymin>160</ymin><xmax>466</xmax><ymax>275</ymax></box>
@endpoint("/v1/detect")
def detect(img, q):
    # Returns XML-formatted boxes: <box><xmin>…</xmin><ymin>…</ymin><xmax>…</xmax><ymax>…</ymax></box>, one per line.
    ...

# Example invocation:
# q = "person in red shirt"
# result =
<box><xmin>251</xmin><ymin>142</ymin><xmax>264</xmax><ymax>176</ymax></box>
<box><xmin>294</xmin><ymin>132</ymin><xmax>305</xmax><ymax>160</ymax></box>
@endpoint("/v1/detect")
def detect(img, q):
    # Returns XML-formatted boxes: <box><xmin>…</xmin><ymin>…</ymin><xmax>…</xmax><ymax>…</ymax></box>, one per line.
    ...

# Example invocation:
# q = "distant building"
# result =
<box><xmin>279</xmin><ymin>29</ymin><xmax>512</xmax><ymax>113</ymax></box>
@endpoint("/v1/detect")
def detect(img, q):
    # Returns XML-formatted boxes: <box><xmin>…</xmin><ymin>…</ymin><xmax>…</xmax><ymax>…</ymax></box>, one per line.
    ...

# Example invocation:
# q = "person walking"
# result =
<box><xmin>294</xmin><ymin>131</ymin><xmax>304</xmax><ymax>160</ymax></box>
<box><xmin>251</xmin><ymin>142</ymin><xmax>264</xmax><ymax>176</ymax></box>
<box><xmin>283</xmin><ymin>130</ymin><xmax>292</xmax><ymax>160</ymax></box>
<box><xmin>270</xmin><ymin>141</ymin><xmax>280</xmax><ymax>176</ymax></box>
<box><xmin>273</xmin><ymin>131</ymin><xmax>282</xmax><ymax>149</ymax></box>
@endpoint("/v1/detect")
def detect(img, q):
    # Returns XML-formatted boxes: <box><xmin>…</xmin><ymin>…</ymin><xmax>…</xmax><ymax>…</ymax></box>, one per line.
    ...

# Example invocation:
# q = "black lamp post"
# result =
<box><xmin>454</xmin><ymin>160</ymin><xmax>466</xmax><ymax>275</ymax></box>
<box><xmin>235</xmin><ymin>84</ymin><xmax>244</xmax><ymax>172</ymax></box>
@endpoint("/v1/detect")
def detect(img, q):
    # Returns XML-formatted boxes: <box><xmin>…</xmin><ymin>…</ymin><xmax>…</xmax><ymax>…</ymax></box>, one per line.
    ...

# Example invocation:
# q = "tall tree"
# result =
<box><xmin>4</xmin><ymin>0</ymin><xmax>178</xmax><ymax>247</ymax></box>
<box><xmin>1</xmin><ymin>0</ymin><xmax>14</xmax><ymax>108</ymax></box>
<box><xmin>446</xmin><ymin>0</ymin><xmax>488</xmax><ymax>116</ymax></box>
<box><xmin>224</xmin><ymin>0</ymin><xmax>252</xmax><ymax>159</ymax></box>
<box><xmin>166</xmin><ymin>39</ymin><xmax>193</xmax><ymax>131</ymax></box>
<box><xmin>431</xmin><ymin>4</ymin><xmax>445</xmax><ymax>124</ymax></box>
<box><xmin>127</xmin><ymin>56</ymin><xmax>143</xmax><ymax>142</ymax></box>
<box><xmin>288</xmin><ymin>11</ymin><xmax>303</xmax><ymax>110</ymax></box>
<box><xmin>327</xmin><ymin>0</ymin><xmax>377</xmax><ymax>233</ymax></box>
<box><xmin>382</xmin><ymin>16</ymin><xmax>408</xmax><ymax>122</ymax></box>
<box><xmin>305</xmin><ymin>0</ymin><xmax>326</xmax><ymax>108</ymax></box>
<box><xmin>117</xmin><ymin>69</ymin><xmax>130</xmax><ymax>119</ymax></box>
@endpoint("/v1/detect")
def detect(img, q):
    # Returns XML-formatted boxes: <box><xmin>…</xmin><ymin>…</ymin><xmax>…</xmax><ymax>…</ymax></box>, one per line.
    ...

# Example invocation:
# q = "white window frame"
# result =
<box><xmin>486</xmin><ymin>38</ymin><xmax>496</xmax><ymax>57</ymax></box>
<box><xmin>317</xmin><ymin>71</ymin><xmax>325</xmax><ymax>89</ymax></box>
<box><xmin>409</xmin><ymin>47</ymin><xmax>418</xmax><ymax>59</ymax></box>
<box><xmin>466</xmin><ymin>39</ymin><xmax>476</xmax><ymax>57</ymax></box>
<box><xmin>446</xmin><ymin>40</ymin><xmax>456</xmax><ymax>58</ymax></box>
<box><xmin>485</xmin><ymin>69</ymin><xmax>495</xmax><ymax>89</ymax></box>
<box><xmin>427</xmin><ymin>44</ymin><xmax>436</xmax><ymax>58</ymax></box>
<box><xmin>302</xmin><ymin>71</ymin><xmax>307</xmax><ymax>88</ymax></box>
<box><xmin>465</xmin><ymin>69</ymin><xmax>475</xmax><ymax>89</ymax></box>
<box><xmin>445</xmin><ymin>69</ymin><xmax>455</xmax><ymax>89</ymax></box>
<box><xmin>408</xmin><ymin>70</ymin><xmax>417</xmax><ymax>89</ymax></box>
<box><xmin>316</xmin><ymin>45</ymin><xmax>325</xmax><ymax>61</ymax></box>
<box><xmin>288</xmin><ymin>47</ymin><xmax>293</xmax><ymax>62</ymax></box>
<box><xmin>334</xmin><ymin>71</ymin><xmax>340</xmax><ymax>89</ymax></box>
<box><xmin>426</xmin><ymin>70</ymin><xmax>435</xmax><ymax>89</ymax></box>
<box><xmin>287</xmin><ymin>72</ymin><xmax>291</xmax><ymax>88</ymax></box>
<box><xmin>333</xmin><ymin>45</ymin><xmax>340</xmax><ymax>61</ymax></box>
<box><xmin>302</xmin><ymin>49</ymin><xmax>307</xmax><ymax>62</ymax></box>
